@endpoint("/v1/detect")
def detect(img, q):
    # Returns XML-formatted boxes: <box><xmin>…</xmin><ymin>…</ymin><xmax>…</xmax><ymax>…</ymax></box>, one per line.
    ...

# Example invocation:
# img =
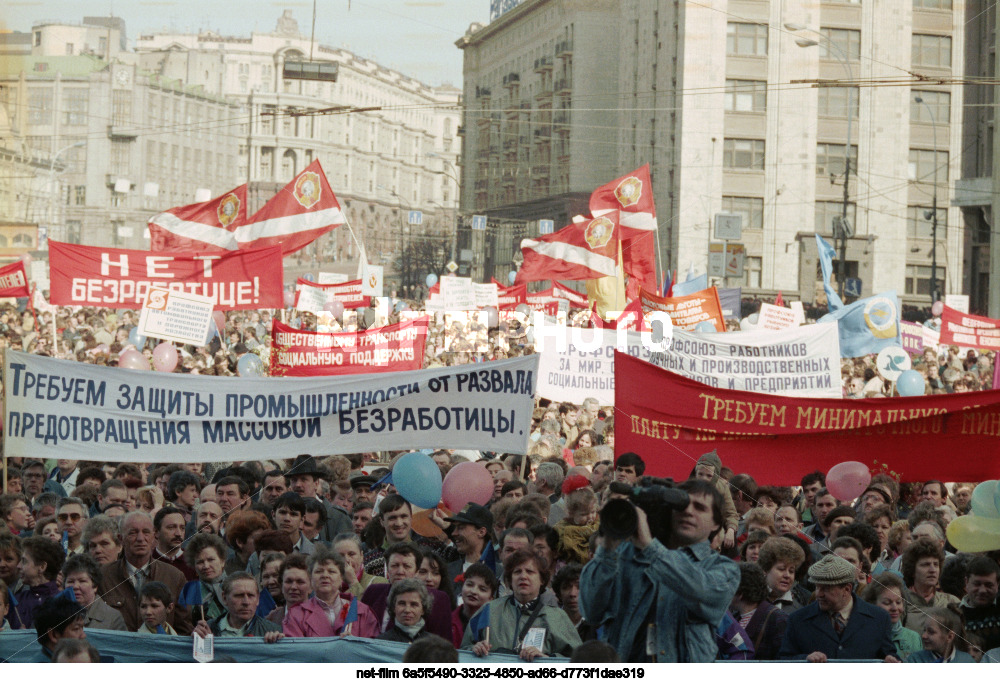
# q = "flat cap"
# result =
<box><xmin>807</xmin><ymin>554</ymin><xmax>856</xmax><ymax>586</ymax></box>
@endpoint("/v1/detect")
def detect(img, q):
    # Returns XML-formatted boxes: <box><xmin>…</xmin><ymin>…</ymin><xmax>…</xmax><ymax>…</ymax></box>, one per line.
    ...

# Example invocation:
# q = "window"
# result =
<box><xmin>65</xmin><ymin>220</ymin><xmax>82</xmax><ymax>244</ymax></box>
<box><xmin>62</xmin><ymin>89</ymin><xmax>88</xmax><ymax>126</ymax></box>
<box><xmin>28</xmin><ymin>88</ymin><xmax>52</xmax><ymax>125</ymax></box>
<box><xmin>905</xmin><ymin>265</ymin><xmax>945</xmax><ymax>296</ymax></box>
<box><xmin>65</xmin><ymin>43</ymin><xmax>74</xmax><ymax>55</ymax></box>
<box><xmin>816</xmin><ymin>143</ymin><xmax>858</xmax><ymax>177</ymax></box>
<box><xmin>742</xmin><ymin>256</ymin><xmax>762</xmax><ymax>289</ymax></box>
<box><xmin>112</xmin><ymin>90</ymin><xmax>131</xmax><ymax>127</ymax></box>
<box><xmin>914</xmin><ymin>0</ymin><xmax>951</xmax><ymax>9</ymax></box>
<box><xmin>74</xmin><ymin>186</ymin><xmax>86</xmax><ymax>206</ymax></box>
<box><xmin>724</xmin><ymin>80</ymin><xmax>767</xmax><ymax>113</ymax></box>
<box><xmin>111</xmin><ymin>141</ymin><xmax>130</xmax><ymax>174</ymax></box>
<box><xmin>820</xmin><ymin>28</ymin><xmax>861</xmax><ymax>61</ymax></box>
<box><xmin>721</xmin><ymin>196</ymin><xmax>764</xmax><ymax>230</ymax></box>
<box><xmin>911</xmin><ymin>90</ymin><xmax>950</xmax><ymax>124</ymax></box>
<box><xmin>723</xmin><ymin>138</ymin><xmax>765</xmax><ymax>170</ymax></box>
<box><xmin>908</xmin><ymin>148</ymin><xmax>948</xmax><ymax>183</ymax></box>
<box><xmin>815</xmin><ymin>201</ymin><xmax>857</xmax><ymax>233</ymax></box>
<box><xmin>912</xmin><ymin>34</ymin><xmax>951</xmax><ymax>68</ymax></box>
<box><xmin>907</xmin><ymin>206</ymin><xmax>945</xmax><ymax>239</ymax></box>
<box><xmin>726</xmin><ymin>23</ymin><xmax>768</xmax><ymax>56</ymax></box>
<box><xmin>817</xmin><ymin>86</ymin><xmax>859</xmax><ymax>119</ymax></box>
<box><xmin>98</xmin><ymin>36</ymin><xmax>107</xmax><ymax>55</ymax></box>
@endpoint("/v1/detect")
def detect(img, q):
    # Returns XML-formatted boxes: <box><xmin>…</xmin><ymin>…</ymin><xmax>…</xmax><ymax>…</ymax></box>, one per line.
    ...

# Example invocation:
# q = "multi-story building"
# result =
<box><xmin>459</xmin><ymin>0</ymin><xmax>963</xmax><ymax>306</ymax></box>
<box><xmin>135</xmin><ymin>11</ymin><xmax>461</xmax><ymax>289</ymax></box>
<box><xmin>0</xmin><ymin>53</ymin><xmax>240</xmax><ymax>249</ymax></box>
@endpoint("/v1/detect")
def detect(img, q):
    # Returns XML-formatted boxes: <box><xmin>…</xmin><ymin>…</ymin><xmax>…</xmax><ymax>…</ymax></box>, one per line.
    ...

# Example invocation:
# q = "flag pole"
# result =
<box><xmin>2</xmin><ymin>347</ymin><xmax>8</xmax><ymax>493</ymax></box>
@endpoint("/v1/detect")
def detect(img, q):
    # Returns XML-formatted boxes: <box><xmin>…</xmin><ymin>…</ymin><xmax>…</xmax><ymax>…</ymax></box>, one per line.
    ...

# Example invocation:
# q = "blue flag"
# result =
<box><xmin>155</xmin><ymin>624</ymin><xmax>166</xmax><ymax>635</ymax></box>
<box><xmin>54</xmin><ymin>587</ymin><xmax>77</xmax><ymax>603</ymax></box>
<box><xmin>61</xmin><ymin>530</ymin><xmax>69</xmax><ymax>553</ymax></box>
<box><xmin>256</xmin><ymin>588</ymin><xmax>277</xmax><ymax>619</ymax></box>
<box><xmin>479</xmin><ymin>542</ymin><xmax>497</xmax><ymax>576</ymax></box>
<box><xmin>8</xmin><ymin>588</ymin><xmax>18</xmax><ymax>607</ymax></box>
<box><xmin>468</xmin><ymin>602</ymin><xmax>491</xmax><ymax>641</ymax></box>
<box><xmin>672</xmin><ymin>273</ymin><xmax>708</xmax><ymax>298</ymax></box>
<box><xmin>815</xmin><ymin>234</ymin><xmax>844</xmax><ymax>310</ymax></box>
<box><xmin>343</xmin><ymin>597</ymin><xmax>359</xmax><ymax>627</ymax></box>
<box><xmin>177</xmin><ymin>581</ymin><xmax>203</xmax><ymax>607</ymax></box>
<box><xmin>661</xmin><ymin>270</ymin><xmax>673</xmax><ymax>297</ymax></box>
<box><xmin>819</xmin><ymin>291</ymin><xmax>902</xmax><ymax>358</ymax></box>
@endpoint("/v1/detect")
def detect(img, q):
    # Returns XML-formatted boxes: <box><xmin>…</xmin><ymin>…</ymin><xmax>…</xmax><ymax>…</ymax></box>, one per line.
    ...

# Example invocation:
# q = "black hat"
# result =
<box><xmin>350</xmin><ymin>475</ymin><xmax>378</xmax><ymax>490</ymax></box>
<box><xmin>446</xmin><ymin>503</ymin><xmax>494</xmax><ymax>530</ymax></box>
<box><xmin>286</xmin><ymin>455</ymin><xmax>327</xmax><ymax>480</ymax></box>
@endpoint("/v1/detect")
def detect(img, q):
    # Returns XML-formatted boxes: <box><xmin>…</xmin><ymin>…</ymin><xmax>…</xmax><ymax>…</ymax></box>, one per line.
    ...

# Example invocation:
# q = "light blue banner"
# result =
<box><xmin>819</xmin><ymin>291</ymin><xmax>902</xmax><ymax>358</ymax></box>
<box><xmin>815</xmin><ymin>234</ymin><xmax>844</xmax><ymax>310</ymax></box>
<box><xmin>672</xmin><ymin>273</ymin><xmax>708</xmax><ymax>298</ymax></box>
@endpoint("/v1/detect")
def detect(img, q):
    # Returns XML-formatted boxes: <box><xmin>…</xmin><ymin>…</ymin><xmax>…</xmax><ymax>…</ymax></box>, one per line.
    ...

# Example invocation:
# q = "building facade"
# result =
<box><xmin>459</xmin><ymin>0</ymin><xmax>963</xmax><ymax>306</ymax></box>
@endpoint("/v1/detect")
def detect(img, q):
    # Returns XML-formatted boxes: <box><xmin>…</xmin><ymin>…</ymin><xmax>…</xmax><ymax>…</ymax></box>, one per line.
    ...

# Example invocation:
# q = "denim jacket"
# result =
<box><xmin>580</xmin><ymin>538</ymin><xmax>739</xmax><ymax>662</ymax></box>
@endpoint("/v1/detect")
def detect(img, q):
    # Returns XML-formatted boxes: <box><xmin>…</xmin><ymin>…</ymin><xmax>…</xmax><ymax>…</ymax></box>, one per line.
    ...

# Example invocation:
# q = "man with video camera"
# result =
<box><xmin>579</xmin><ymin>477</ymin><xmax>740</xmax><ymax>662</ymax></box>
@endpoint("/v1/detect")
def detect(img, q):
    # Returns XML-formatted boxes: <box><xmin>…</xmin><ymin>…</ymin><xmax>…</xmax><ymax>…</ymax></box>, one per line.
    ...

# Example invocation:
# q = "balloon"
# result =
<box><xmin>739</xmin><ymin>317</ymin><xmax>754</xmax><ymax>331</ymax></box>
<box><xmin>695</xmin><ymin>321</ymin><xmax>717</xmax><ymax>333</ymax></box>
<box><xmin>970</xmin><ymin>480</ymin><xmax>1000</xmax><ymax>518</ymax></box>
<box><xmin>748</xmin><ymin>313</ymin><xmax>759</xmax><ymax>325</ymax></box>
<box><xmin>19</xmin><ymin>253</ymin><xmax>31</xmax><ymax>267</ymax></box>
<box><xmin>95</xmin><ymin>343</ymin><xmax>110</xmax><ymax>355</ymax></box>
<box><xmin>394</xmin><ymin>300</ymin><xmax>406</xmax><ymax>313</ymax></box>
<box><xmin>508</xmin><ymin>270</ymin><xmax>517</xmax><ymax>285</ymax></box>
<box><xmin>392</xmin><ymin>451</ymin><xmax>443</xmax><ymax>510</ymax></box>
<box><xmin>484</xmin><ymin>306</ymin><xmax>499</xmax><ymax>328</ymax></box>
<box><xmin>896</xmin><ymin>369</ymin><xmax>926</xmax><ymax>397</ymax></box>
<box><xmin>212</xmin><ymin>311</ymin><xmax>226</xmax><ymax>332</ymax></box>
<box><xmin>947</xmin><ymin>514</ymin><xmax>1000</xmax><ymax>553</ymax></box>
<box><xmin>931</xmin><ymin>300</ymin><xmax>944</xmax><ymax>317</ymax></box>
<box><xmin>825</xmin><ymin>461</ymin><xmax>871</xmax><ymax>501</ymax></box>
<box><xmin>127</xmin><ymin>327</ymin><xmax>147</xmax><ymax>349</ymax></box>
<box><xmin>442</xmin><ymin>462</ymin><xmax>495</xmax><ymax>512</ymax></box>
<box><xmin>237</xmin><ymin>353</ymin><xmax>264</xmax><ymax>377</ymax></box>
<box><xmin>525</xmin><ymin>328</ymin><xmax>534</xmax><ymax>344</ymax></box>
<box><xmin>283</xmin><ymin>291</ymin><xmax>296</xmax><ymax>308</ymax></box>
<box><xmin>515</xmin><ymin>303</ymin><xmax>531</xmax><ymax>317</ymax></box>
<box><xmin>324</xmin><ymin>300</ymin><xmax>345</xmax><ymax>318</ymax></box>
<box><xmin>426</xmin><ymin>273</ymin><xmax>438</xmax><ymax>287</ymax></box>
<box><xmin>152</xmin><ymin>342</ymin><xmax>178</xmax><ymax>372</ymax></box>
<box><xmin>118</xmin><ymin>349</ymin><xmax>149</xmax><ymax>370</ymax></box>
<box><xmin>304</xmin><ymin>273</ymin><xmax>315</xmax><ymax>282</ymax></box>
<box><xmin>205</xmin><ymin>318</ymin><xmax>218</xmax><ymax>344</ymax></box>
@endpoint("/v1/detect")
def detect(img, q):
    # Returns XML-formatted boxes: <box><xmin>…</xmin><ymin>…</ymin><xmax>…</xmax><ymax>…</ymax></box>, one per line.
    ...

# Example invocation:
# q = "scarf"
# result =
<box><xmin>396</xmin><ymin>618</ymin><xmax>426</xmax><ymax>639</ymax></box>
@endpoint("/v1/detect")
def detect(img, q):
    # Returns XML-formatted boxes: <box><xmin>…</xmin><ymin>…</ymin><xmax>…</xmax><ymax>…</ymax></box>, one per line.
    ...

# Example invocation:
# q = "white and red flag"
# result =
<box><xmin>148</xmin><ymin>184</ymin><xmax>247</xmax><ymax>252</ymax></box>
<box><xmin>236</xmin><ymin>159</ymin><xmax>344</xmax><ymax>255</ymax></box>
<box><xmin>514</xmin><ymin>212</ymin><xmax>619</xmax><ymax>285</ymax></box>
<box><xmin>589</xmin><ymin>164</ymin><xmax>657</xmax><ymax>291</ymax></box>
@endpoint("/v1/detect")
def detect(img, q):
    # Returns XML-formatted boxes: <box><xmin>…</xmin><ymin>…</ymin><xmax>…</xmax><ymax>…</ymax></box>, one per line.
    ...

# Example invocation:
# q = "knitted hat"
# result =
<box><xmin>561</xmin><ymin>474</ymin><xmax>591</xmax><ymax>496</ymax></box>
<box><xmin>807</xmin><ymin>554</ymin><xmax>856</xmax><ymax>586</ymax></box>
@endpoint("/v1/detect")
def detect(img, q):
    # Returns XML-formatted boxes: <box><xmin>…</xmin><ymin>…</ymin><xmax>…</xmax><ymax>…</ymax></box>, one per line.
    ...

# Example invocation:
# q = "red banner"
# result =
<box><xmin>551</xmin><ymin>281</ymin><xmax>589</xmax><ymax>308</ymax></box>
<box><xmin>270</xmin><ymin>318</ymin><xmax>428</xmax><ymax>376</ymax></box>
<box><xmin>295</xmin><ymin>278</ymin><xmax>370</xmax><ymax>309</ymax></box>
<box><xmin>0</xmin><ymin>260</ymin><xmax>30</xmax><ymax>298</ymax></box>
<box><xmin>639</xmin><ymin>286</ymin><xmax>725</xmax><ymax>331</ymax></box>
<box><xmin>48</xmin><ymin>241</ymin><xmax>283</xmax><ymax>310</ymax></box>
<box><xmin>497</xmin><ymin>284</ymin><xmax>527</xmax><ymax>310</ymax></box>
<box><xmin>940</xmin><ymin>305</ymin><xmax>1000</xmax><ymax>350</ymax></box>
<box><xmin>615</xmin><ymin>352</ymin><xmax>1000</xmax><ymax>484</ymax></box>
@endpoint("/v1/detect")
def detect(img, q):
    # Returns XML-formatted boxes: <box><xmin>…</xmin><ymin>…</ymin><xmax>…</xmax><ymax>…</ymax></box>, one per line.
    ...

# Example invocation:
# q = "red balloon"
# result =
<box><xmin>442</xmin><ymin>461</ymin><xmax>494</xmax><ymax>512</ymax></box>
<box><xmin>152</xmin><ymin>342</ymin><xmax>178</xmax><ymax>372</ymax></box>
<box><xmin>826</xmin><ymin>461</ymin><xmax>871</xmax><ymax>501</ymax></box>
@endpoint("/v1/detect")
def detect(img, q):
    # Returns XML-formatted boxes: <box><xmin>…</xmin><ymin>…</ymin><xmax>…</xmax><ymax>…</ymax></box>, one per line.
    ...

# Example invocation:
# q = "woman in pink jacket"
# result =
<box><xmin>283</xmin><ymin>547</ymin><xmax>380</xmax><ymax>638</ymax></box>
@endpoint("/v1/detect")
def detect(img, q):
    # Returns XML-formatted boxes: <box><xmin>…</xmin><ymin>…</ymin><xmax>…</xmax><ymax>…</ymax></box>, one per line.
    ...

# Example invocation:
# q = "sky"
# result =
<box><xmin>1</xmin><ymin>0</ymin><xmax>492</xmax><ymax>86</ymax></box>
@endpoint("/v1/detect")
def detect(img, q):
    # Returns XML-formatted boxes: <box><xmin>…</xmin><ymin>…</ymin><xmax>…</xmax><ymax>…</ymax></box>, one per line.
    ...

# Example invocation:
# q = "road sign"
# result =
<box><xmin>844</xmin><ymin>277</ymin><xmax>862</xmax><ymax>298</ymax></box>
<box><xmin>708</xmin><ymin>243</ymin><xmax>745</xmax><ymax>278</ymax></box>
<box><xmin>407</xmin><ymin>210</ymin><xmax>423</xmax><ymax>225</ymax></box>
<box><xmin>446</xmin><ymin>260</ymin><xmax>458</xmax><ymax>273</ymax></box>
<box><xmin>714</xmin><ymin>213</ymin><xmax>742</xmax><ymax>241</ymax></box>
<box><xmin>471</xmin><ymin>214</ymin><xmax>487</xmax><ymax>231</ymax></box>
<box><xmin>539</xmin><ymin>219</ymin><xmax>554</xmax><ymax>235</ymax></box>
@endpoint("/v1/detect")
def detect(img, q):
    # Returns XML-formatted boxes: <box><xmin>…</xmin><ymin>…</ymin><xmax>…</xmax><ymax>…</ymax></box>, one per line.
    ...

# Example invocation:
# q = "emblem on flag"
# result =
<box><xmin>294</xmin><ymin>171</ymin><xmax>322</xmax><ymax>209</ymax></box>
<box><xmin>584</xmin><ymin>216</ymin><xmax>614</xmax><ymax>250</ymax></box>
<box><xmin>614</xmin><ymin>176</ymin><xmax>642</xmax><ymax>208</ymax></box>
<box><xmin>863</xmin><ymin>296</ymin><xmax>898</xmax><ymax>339</ymax></box>
<box><xmin>217</xmin><ymin>193</ymin><xmax>241</xmax><ymax>227</ymax></box>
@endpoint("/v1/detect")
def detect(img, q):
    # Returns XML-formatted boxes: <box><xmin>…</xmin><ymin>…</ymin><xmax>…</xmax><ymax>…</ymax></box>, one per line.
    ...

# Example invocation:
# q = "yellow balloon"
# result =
<box><xmin>947</xmin><ymin>515</ymin><xmax>1000</xmax><ymax>553</ymax></box>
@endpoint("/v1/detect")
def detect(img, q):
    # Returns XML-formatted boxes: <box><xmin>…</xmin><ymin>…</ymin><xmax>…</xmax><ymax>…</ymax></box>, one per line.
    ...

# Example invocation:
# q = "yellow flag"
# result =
<box><xmin>586</xmin><ymin>242</ymin><xmax>626</xmax><ymax>319</ymax></box>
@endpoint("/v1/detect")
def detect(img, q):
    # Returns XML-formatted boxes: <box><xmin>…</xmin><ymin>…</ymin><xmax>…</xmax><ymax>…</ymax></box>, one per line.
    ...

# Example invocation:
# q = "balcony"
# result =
<box><xmin>474</xmin><ymin>179</ymin><xmax>489</xmax><ymax>190</ymax></box>
<box><xmin>533</xmin><ymin>127</ymin><xmax>551</xmax><ymax>139</ymax></box>
<box><xmin>475</xmin><ymin>86</ymin><xmax>492</xmax><ymax>98</ymax></box>
<box><xmin>556</xmin><ymin>40</ymin><xmax>573</xmax><ymax>58</ymax></box>
<box><xmin>503</xmin><ymin>138</ymin><xmax>517</xmax><ymax>151</ymax></box>
<box><xmin>502</xmin><ymin>72</ymin><xmax>520</xmax><ymax>87</ymax></box>
<box><xmin>553</xmin><ymin>111</ymin><xmax>570</xmax><ymax>127</ymax></box>
<box><xmin>532</xmin><ymin>164</ymin><xmax>550</xmax><ymax>177</ymax></box>
<box><xmin>107</xmin><ymin>124</ymin><xmax>139</xmax><ymax>140</ymax></box>
<box><xmin>519</xmin><ymin>135</ymin><xmax>530</xmax><ymax>146</ymax></box>
<box><xmin>502</xmin><ymin>169</ymin><xmax>516</xmax><ymax>185</ymax></box>
<box><xmin>554</xmin><ymin>77</ymin><xmax>571</xmax><ymax>94</ymax></box>
<box><xmin>535</xmin><ymin>87</ymin><xmax>553</xmax><ymax>101</ymax></box>
<box><xmin>533</xmin><ymin>57</ymin><xmax>553</xmax><ymax>73</ymax></box>
<box><xmin>520</xmin><ymin>99</ymin><xmax>531</xmax><ymax>110</ymax></box>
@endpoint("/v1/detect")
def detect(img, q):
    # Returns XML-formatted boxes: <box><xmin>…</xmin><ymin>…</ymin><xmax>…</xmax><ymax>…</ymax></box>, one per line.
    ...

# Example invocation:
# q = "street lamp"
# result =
<box><xmin>787</xmin><ymin>23</ymin><xmax>855</xmax><ymax>300</ymax></box>
<box><xmin>914</xmin><ymin>95</ymin><xmax>941</xmax><ymax>304</ymax></box>
<box><xmin>428</xmin><ymin>152</ymin><xmax>461</xmax><ymax>261</ymax></box>
<box><xmin>377</xmin><ymin>185</ymin><xmax>412</xmax><ymax>292</ymax></box>
<box><xmin>48</xmin><ymin>141</ymin><xmax>86</xmax><ymax>236</ymax></box>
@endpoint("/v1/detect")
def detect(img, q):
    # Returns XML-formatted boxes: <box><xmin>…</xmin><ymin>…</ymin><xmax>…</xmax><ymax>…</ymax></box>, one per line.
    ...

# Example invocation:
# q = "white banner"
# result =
<box><xmin>296</xmin><ymin>284</ymin><xmax>328</xmax><ymax>313</ymax></box>
<box><xmin>536</xmin><ymin>323</ymin><xmax>842</xmax><ymax>404</ymax></box>
<box><xmin>474</xmin><ymin>283</ymin><xmax>499</xmax><ymax>308</ymax></box>
<box><xmin>138</xmin><ymin>286</ymin><xmax>214</xmax><ymax>346</ymax></box>
<box><xmin>318</xmin><ymin>272</ymin><xmax>349</xmax><ymax>285</ymax></box>
<box><xmin>4</xmin><ymin>351</ymin><xmax>538</xmax><ymax>462</ymax></box>
<box><xmin>439</xmin><ymin>277</ymin><xmax>477</xmax><ymax>310</ymax></box>
<box><xmin>757</xmin><ymin>303</ymin><xmax>798</xmax><ymax>331</ymax></box>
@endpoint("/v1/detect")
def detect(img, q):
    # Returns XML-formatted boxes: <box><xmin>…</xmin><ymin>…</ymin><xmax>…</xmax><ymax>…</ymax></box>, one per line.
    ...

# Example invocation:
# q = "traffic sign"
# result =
<box><xmin>471</xmin><ymin>214</ymin><xmax>487</xmax><ymax>231</ymax></box>
<box><xmin>407</xmin><ymin>210</ymin><xmax>423</xmax><ymax>225</ymax></box>
<box><xmin>446</xmin><ymin>260</ymin><xmax>458</xmax><ymax>273</ymax></box>
<box><xmin>714</xmin><ymin>213</ymin><xmax>742</xmax><ymax>241</ymax></box>
<box><xmin>844</xmin><ymin>277</ymin><xmax>862</xmax><ymax>298</ymax></box>
<box><xmin>539</xmin><ymin>219</ymin><xmax>554</xmax><ymax>235</ymax></box>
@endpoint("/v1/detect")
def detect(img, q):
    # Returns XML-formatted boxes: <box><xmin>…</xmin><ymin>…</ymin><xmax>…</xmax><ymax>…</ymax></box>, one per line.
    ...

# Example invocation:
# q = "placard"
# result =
<box><xmin>137</xmin><ymin>286</ymin><xmax>214</xmax><ymax>346</ymax></box>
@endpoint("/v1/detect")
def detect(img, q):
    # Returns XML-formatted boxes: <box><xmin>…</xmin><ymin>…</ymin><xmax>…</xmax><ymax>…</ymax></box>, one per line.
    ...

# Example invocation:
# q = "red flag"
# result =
<box><xmin>148</xmin><ymin>185</ymin><xmax>247</xmax><ymax>252</ymax></box>
<box><xmin>515</xmin><ymin>213</ymin><xmax>620</xmax><ymax>286</ymax></box>
<box><xmin>589</xmin><ymin>165</ymin><xmax>657</xmax><ymax>292</ymax></box>
<box><xmin>775</xmin><ymin>291</ymin><xmax>784</xmax><ymax>307</ymax></box>
<box><xmin>0</xmin><ymin>260</ymin><xmax>31</xmax><ymax>298</ymax></box>
<box><xmin>237</xmin><ymin>160</ymin><xmax>344</xmax><ymax>255</ymax></box>
<box><xmin>591</xmin><ymin>296</ymin><xmax>646</xmax><ymax>331</ymax></box>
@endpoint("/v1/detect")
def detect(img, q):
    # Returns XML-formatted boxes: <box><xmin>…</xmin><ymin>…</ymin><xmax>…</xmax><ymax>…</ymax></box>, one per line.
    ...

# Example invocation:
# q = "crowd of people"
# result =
<box><xmin>0</xmin><ymin>297</ymin><xmax>998</xmax><ymax>663</ymax></box>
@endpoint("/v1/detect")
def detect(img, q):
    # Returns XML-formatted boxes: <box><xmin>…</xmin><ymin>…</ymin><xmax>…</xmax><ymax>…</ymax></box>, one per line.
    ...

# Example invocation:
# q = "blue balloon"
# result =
<box><xmin>695</xmin><ymin>321</ymin><xmax>717</xmax><ymax>333</ymax></box>
<box><xmin>508</xmin><ymin>270</ymin><xmax>517</xmax><ymax>285</ymax></box>
<box><xmin>426</xmin><ymin>273</ymin><xmax>438</xmax><ymax>288</ymax></box>
<box><xmin>896</xmin><ymin>369</ymin><xmax>925</xmax><ymax>397</ymax></box>
<box><xmin>969</xmin><ymin>480</ymin><xmax>1000</xmax><ymax>518</ymax></box>
<box><xmin>304</xmin><ymin>273</ymin><xmax>315</xmax><ymax>282</ymax></box>
<box><xmin>127</xmin><ymin>327</ymin><xmax>147</xmax><ymax>349</ymax></box>
<box><xmin>392</xmin><ymin>451</ymin><xmax>442</xmax><ymax>510</ymax></box>
<box><xmin>237</xmin><ymin>353</ymin><xmax>264</xmax><ymax>377</ymax></box>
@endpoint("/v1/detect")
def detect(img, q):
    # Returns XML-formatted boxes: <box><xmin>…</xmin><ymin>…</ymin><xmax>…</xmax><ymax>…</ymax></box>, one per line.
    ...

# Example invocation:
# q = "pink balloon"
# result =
<box><xmin>826</xmin><ymin>461</ymin><xmax>871</xmax><ymax>501</ymax></box>
<box><xmin>325</xmin><ymin>300</ymin><xmax>345</xmax><ymax>318</ymax></box>
<box><xmin>283</xmin><ymin>291</ymin><xmax>296</xmax><ymax>308</ymax></box>
<box><xmin>931</xmin><ymin>300</ymin><xmax>944</xmax><ymax>317</ymax></box>
<box><xmin>212</xmin><ymin>310</ymin><xmax>226</xmax><ymax>332</ymax></box>
<box><xmin>118</xmin><ymin>349</ymin><xmax>149</xmax><ymax>371</ymax></box>
<box><xmin>95</xmin><ymin>343</ymin><xmax>110</xmax><ymax>354</ymax></box>
<box><xmin>152</xmin><ymin>342</ymin><xmax>178</xmax><ymax>372</ymax></box>
<box><xmin>442</xmin><ymin>461</ymin><xmax>495</xmax><ymax>512</ymax></box>
<box><xmin>19</xmin><ymin>253</ymin><xmax>31</xmax><ymax>267</ymax></box>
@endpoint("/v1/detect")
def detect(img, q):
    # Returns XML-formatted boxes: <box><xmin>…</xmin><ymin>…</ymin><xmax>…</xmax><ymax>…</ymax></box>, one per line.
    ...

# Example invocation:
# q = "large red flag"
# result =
<box><xmin>515</xmin><ymin>212</ymin><xmax>620</xmax><ymax>286</ymax></box>
<box><xmin>148</xmin><ymin>185</ymin><xmax>247</xmax><ymax>252</ymax></box>
<box><xmin>589</xmin><ymin>164</ymin><xmax>657</xmax><ymax>292</ymax></box>
<box><xmin>237</xmin><ymin>159</ymin><xmax>345</xmax><ymax>255</ymax></box>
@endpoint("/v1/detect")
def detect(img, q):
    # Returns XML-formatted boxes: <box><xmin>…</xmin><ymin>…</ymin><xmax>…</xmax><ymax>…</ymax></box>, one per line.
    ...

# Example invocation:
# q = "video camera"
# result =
<box><xmin>599</xmin><ymin>477</ymin><xmax>689</xmax><ymax>546</ymax></box>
